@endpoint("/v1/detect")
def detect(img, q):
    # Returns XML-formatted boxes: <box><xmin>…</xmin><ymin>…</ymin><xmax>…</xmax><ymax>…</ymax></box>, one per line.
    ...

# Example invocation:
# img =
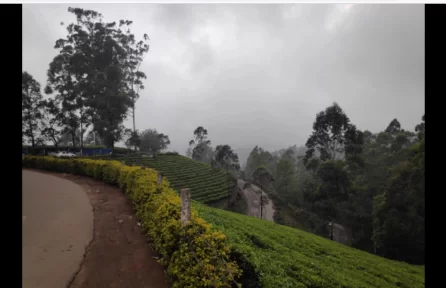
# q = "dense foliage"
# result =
<box><xmin>22</xmin><ymin>72</ymin><xmax>44</xmax><ymax>147</ymax></box>
<box><xmin>22</xmin><ymin>7</ymin><xmax>149</xmax><ymax>149</ymax></box>
<box><xmin>303</xmin><ymin>102</ymin><xmax>363</xmax><ymax>166</ymax></box>
<box><xmin>22</xmin><ymin>156</ymin><xmax>240</xmax><ymax>287</ymax></box>
<box><xmin>188</xmin><ymin>126</ymin><xmax>214</xmax><ymax>163</ymax></box>
<box><xmin>138</xmin><ymin>129</ymin><xmax>171</xmax><ymax>155</ymax></box>
<box><xmin>244</xmin><ymin>146</ymin><xmax>279</xmax><ymax>178</ymax></box>
<box><xmin>244</xmin><ymin>103</ymin><xmax>425</xmax><ymax>264</ymax></box>
<box><xmin>213</xmin><ymin>144</ymin><xmax>240</xmax><ymax>171</ymax></box>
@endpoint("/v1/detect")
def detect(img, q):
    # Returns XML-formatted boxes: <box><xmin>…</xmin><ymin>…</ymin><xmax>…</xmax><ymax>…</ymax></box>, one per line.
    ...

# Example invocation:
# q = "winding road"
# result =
<box><xmin>22</xmin><ymin>170</ymin><xmax>94</xmax><ymax>288</ymax></box>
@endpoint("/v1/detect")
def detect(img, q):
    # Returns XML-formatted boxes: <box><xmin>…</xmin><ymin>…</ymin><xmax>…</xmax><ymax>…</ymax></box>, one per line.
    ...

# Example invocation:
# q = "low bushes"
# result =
<box><xmin>89</xmin><ymin>154</ymin><xmax>237</xmax><ymax>204</ymax></box>
<box><xmin>22</xmin><ymin>156</ymin><xmax>241</xmax><ymax>288</ymax></box>
<box><xmin>194</xmin><ymin>203</ymin><xmax>425</xmax><ymax>288</ymax></box>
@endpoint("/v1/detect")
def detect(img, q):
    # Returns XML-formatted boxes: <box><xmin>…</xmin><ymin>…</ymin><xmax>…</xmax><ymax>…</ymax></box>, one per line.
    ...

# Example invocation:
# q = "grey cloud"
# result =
<box><xmin>23</xmin><ymin>4</ymin><xmax>424</xmax><ymax>164</ymax></box>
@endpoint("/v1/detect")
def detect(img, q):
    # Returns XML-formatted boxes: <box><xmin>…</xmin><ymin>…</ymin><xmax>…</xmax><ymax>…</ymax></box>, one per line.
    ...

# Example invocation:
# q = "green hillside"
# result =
<box><xmin>99</xmin><ymin>154</ymin><xmax>236</xmax><ymax>204</ymax></box>
<box><xmin>91</xmin><ymin>154</ymin><xmax>424</xmax><ymax>288</ymax></box>
<box><xmin>194</xmin><ymin>202</ymin><xmax>425</xmax><ymax>288</ymax></box>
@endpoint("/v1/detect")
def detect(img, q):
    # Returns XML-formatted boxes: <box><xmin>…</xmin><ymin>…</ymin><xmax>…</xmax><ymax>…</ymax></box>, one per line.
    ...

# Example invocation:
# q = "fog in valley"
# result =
<box><xmin>23</xmin><ymin>4</ymin><xmax>424</xmax><ymax>165</ymax></box>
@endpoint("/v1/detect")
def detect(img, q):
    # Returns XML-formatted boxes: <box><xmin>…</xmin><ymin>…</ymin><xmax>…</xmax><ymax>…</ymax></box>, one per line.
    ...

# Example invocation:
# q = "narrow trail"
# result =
<box><xmin>23</xmin><ymin>170</ymin><xmax>170</xmax><ymax>288</ymax></box>
<box><xmin>237</xmin><ymin>179</ymin><xmax>275</xmax><ymax>222</ymax></box>
<box><xmin>22</xmin><ymin>170</ymin><xmax>94</xmax><ymax>288</ymax></box>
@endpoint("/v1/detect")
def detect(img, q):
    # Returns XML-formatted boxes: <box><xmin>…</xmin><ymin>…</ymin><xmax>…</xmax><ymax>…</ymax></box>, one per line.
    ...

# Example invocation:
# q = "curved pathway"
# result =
<box><xmin>22</xmin><ymin>170</ymin><xmax>94</xmax><ymax>288</ymax></box>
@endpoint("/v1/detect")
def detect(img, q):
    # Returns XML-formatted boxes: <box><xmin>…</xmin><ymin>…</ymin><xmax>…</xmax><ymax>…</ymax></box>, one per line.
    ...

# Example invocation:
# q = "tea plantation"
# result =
<box><xmin>93</xmin><ymin>154</ymin><xmax>236</xmax><ymax>204</ymax></box>
<box><xmin>193</xmin><ymin>202</ymin><xmax>425</xmax><ymax>288</ymax></box>
<box><xmin>89</xmin><ymin>154</ymin><xmax>425</xmax><ymax>288</ymax></box>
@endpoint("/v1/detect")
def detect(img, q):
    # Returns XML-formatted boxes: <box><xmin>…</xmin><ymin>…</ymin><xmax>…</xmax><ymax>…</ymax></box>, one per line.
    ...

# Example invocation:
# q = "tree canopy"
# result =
<box><xmin>139</xmin><ymin>129</ymin><xmax>171</xmax><ymax>156</ymax></box>
<box><xmin>242</xmin><ymin>103</ymin><xmax>425</xmax><ymax>264</ymax></box>
<box><xmin>45</xmin><ymin>7</ymin><xmax>149</xmax><ymax>149</ymax></box>
<box><xmin>22</xmin><ymin>72</ymin><xmax>44</xmax><ymax>147</ymax></box>
<box><xmin>188</xmin><ymin>126</ymin><xmax>214</xmax><ymax>163</ymax></box>
<box><xmin>304</xmin><ymin>103</ymin><xmax>363</xmax><ymax>166</ymax></box>
<box><xmin>213</xmin><ymin>144</ymin><xmax>240</xmax><ymax>171</ymax></box>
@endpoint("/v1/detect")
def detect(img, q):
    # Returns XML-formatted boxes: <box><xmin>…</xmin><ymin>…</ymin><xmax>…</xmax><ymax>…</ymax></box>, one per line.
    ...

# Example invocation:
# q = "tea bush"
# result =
<box><xmin>87</xmin><ymin>154</ymin><xmax>236</xmax><ymax>204</ymax></box>
<box><xmin>22</xmin><ymin>156</ymin><xmax>240</xmax><ymax>288</ymax></box>
<box><xmin>194</xmin><ymin>203</ymin><xmax>425</xmax><ymax>288</ymax></box>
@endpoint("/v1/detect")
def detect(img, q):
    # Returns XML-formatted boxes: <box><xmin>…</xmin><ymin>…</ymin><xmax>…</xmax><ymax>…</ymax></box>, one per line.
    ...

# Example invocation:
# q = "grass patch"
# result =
<box><xmin>193</xmin><ymin>202</ymin><xmax>425</xmax><ymax>288</ymax></box>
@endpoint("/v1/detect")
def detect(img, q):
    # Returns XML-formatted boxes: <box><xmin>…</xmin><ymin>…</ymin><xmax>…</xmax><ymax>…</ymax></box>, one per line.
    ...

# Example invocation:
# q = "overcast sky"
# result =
<box><xmin>23</xmin><ymin>4</ymin><xmax>424</xmax><ymax>164</ymax></box>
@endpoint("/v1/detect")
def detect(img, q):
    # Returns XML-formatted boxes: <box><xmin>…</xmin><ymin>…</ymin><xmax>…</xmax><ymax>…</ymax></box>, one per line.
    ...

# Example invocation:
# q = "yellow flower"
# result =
<box><xmin>22</xmin><ymin>155</ymin><xmax>241</xmax><ymax>287</ymax></box>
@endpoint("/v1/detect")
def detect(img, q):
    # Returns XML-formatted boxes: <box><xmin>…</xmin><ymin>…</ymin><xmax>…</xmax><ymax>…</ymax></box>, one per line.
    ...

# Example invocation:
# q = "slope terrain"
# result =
<box><xmin>96</xmin><ymin>154</ymin><xmax>236</xmax><ymax>204</ymax></box>
<box><xmin>194</xmin><ymin>202</ymin><xmax>425</xmax><ymax>288</ymax></box>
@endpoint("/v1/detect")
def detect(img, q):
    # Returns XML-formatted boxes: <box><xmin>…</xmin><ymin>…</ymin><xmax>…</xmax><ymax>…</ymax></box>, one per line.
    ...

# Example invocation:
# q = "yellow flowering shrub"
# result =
<box><xmin>102</xmin><ymin>160</ymin><xmax>123</xmax><ymax>185</ymax></box>
<box><xmin>168</xmin><ymin>216</ymin><xmax>241</xmax><ymax>287</ymax></box>
<box><xmin>117</xmin><ymin>165</ymin><xmax>136</xmax><ymax>191</ymax></box>
<box><xmin>22</xmin><ymin>156</ymin><xmax>241</xmax><ymax>287</ymax></box>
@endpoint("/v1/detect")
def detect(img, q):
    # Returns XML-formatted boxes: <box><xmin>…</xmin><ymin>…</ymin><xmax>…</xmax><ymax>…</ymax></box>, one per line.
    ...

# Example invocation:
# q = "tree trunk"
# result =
<box><xmin>104</xmin><ymin>131</ymin><xmax>114</xmax><ymax>150</ymax></box>
<box><xmin>80</xmin><ymin>117</ymin><xmax>83</xmax><ymax>149</ymax></box>
<box><xmin>30</xmin><ymin>132</ymin><xmax>35</xmax><ymax>148</ymax></box>
<box><xmin>131</xmin><ymin>77</ymin><xmax>137</xmax><ymax>152</ymax></box>
<box><xmin>333</xmin><ymin>140</ymin><xmax>337</xmax><ymax>160</ymax></box>
<box><xmin>27</xmin><ymin>110</ymin><xmax>35</xmax><ymax>148</ymax></box>
<box><xmin>132</xmin><ymin>105</ymin><xmax>136</xmax><ymax>152</ymax></box>
<box><xmin>51</xmin><ymin>133</ymin><xmax>58</xmax><ymax>147</ymax></box>
<box><xmin>26</xmin><ymin>88</ymin><xmax>35</xmax><ymax>148</ymax></box>
<box><xmin>105</xmin><ymin>87</ymin><xmax>113</xmax><ymax>150</ymax></box>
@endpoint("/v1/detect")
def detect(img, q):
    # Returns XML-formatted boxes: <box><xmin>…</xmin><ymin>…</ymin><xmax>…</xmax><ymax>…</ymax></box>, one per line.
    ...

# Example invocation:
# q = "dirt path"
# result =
<box><xmin>237</xmin><ymin>179</ymin><xmax>275</xmax><ymax>222</ymax></box>
<box><xmin>23</xmin><ymin>170</ymin><xmax>170</xmax><ymax>288</ymax></box>
<box><xmin>22</xmin><ymin>170</ymin><xmax>94</xmax><ymax>288</ymax></box>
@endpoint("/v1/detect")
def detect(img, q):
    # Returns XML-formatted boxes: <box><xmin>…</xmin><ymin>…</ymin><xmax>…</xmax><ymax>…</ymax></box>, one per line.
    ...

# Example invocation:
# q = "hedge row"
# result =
<box><xmin>22</xmin><ymin>156</ymin><xmax>241</xmax><ymax>288</ymax></box>
<box><xmin>92</xmin><ymin>154</ymin><xmax>237</xmax><ymax>204</ymax></box>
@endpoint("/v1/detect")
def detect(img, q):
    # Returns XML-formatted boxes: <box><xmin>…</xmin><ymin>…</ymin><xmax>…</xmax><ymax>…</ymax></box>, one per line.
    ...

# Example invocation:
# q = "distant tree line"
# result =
<box><xmin>185</xmin><ymin>126</ymin><xmax>240</xmax><ymax>171</ymax></box>
<box><xmin>244</xmin><ymin>102</ymin><xmax>425</xmax><ymax>265</ymax></box>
